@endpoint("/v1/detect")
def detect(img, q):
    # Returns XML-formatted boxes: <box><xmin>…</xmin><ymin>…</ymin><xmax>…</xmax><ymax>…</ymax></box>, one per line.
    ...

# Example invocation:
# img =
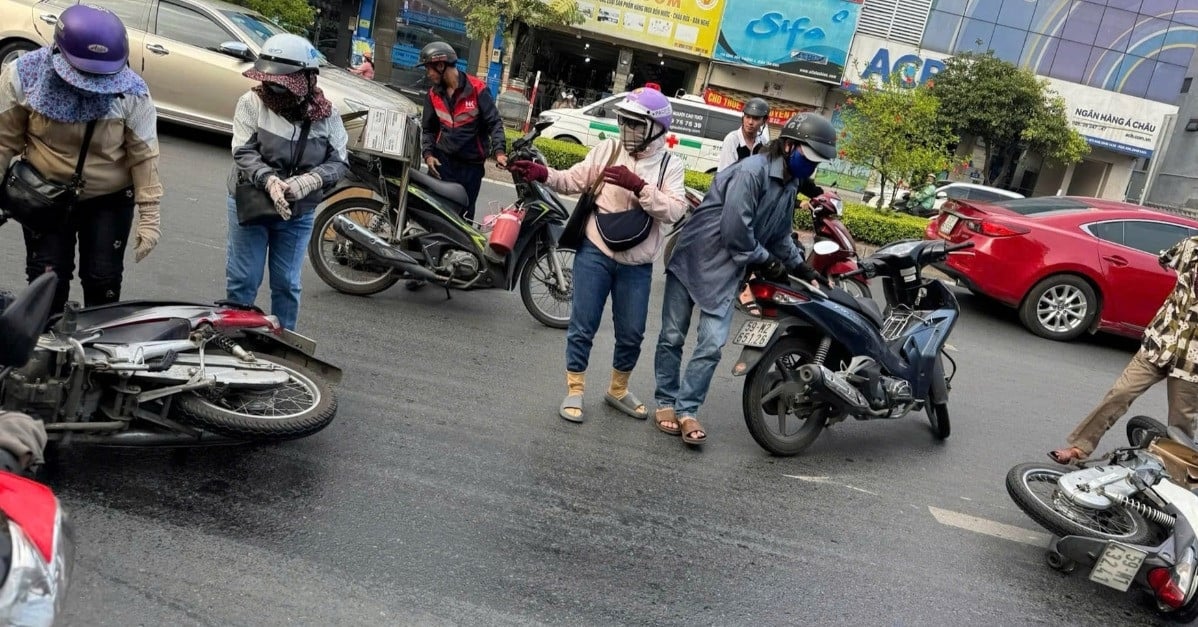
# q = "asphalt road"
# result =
<box><xmin>0</xmin><ymin>125</ymin><xmax>1174</xmax><ymax>626</ymax></box>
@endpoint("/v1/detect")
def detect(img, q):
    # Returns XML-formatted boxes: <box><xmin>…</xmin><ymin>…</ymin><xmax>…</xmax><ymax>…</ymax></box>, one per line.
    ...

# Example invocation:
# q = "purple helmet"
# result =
<box><xmin>613</xmin><ymin>88</ymin><xmax>672</xmax><ymax>133</ymax></box>
<box><xmin>54</xmin><ymin>4</ymin><xmax>129</xmax><ymax>75</ymax></box>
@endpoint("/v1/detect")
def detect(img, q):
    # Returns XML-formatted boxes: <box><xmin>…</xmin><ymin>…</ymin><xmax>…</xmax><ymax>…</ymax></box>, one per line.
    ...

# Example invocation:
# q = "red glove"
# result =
<box><xmin>508</xmin><ymin>160</ymin><xmax>548</xmax><ymax>183</ymax></box>
<box><xmin>602</xmin><ymin>165</ymin><xmax>646</xmax><ymax>194</ymax></box>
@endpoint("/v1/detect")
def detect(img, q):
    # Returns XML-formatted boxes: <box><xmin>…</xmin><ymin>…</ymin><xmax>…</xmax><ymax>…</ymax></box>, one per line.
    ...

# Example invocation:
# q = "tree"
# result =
<box><xmin>934</xmin><ymin>51</ymin><xmax>1088</xmax><ymax>187</ymax></box>
<box><xmin>448</xmin><ymin>0</ymin><xmax>584</xmax><ymax>41</ymax></box>
<box><xmin>837</xmin><ymin>73</ymin><xmax>957</xmax><ymax>208</ymax></box>
<box><xmin>227</xmin><ymin>0</ymin><xmax>314</xmax><ymax>33</ymax></box>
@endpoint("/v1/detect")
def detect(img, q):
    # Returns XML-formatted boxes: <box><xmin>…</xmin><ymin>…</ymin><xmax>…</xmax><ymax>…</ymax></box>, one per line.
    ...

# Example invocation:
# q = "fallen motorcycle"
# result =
<box><xmin>0</xmin><ymin>223</ymin><xmax>343</xmax><ymax>446</ymax></box>
<box><xmin>1008</xmin><ymin>423</ymin><xmax>1198</xmax><ymax>622</ymax></box>
<box><xmin>308</xmin><ymin>114</ymin><xmax>575</xmax><ymax>328</ymax></box>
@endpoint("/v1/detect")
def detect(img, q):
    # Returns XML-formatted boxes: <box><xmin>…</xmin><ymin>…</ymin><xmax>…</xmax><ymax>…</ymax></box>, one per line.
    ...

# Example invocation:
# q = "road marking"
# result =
<box><xmin>928</xmin><ymin>506</ymin><xmax>1051</xmax><ymax>547</ymax></box>
<box><xmin>784</xmin><ymin>474</ymin><xmax>880</xmax><ymax>496</ymax></box>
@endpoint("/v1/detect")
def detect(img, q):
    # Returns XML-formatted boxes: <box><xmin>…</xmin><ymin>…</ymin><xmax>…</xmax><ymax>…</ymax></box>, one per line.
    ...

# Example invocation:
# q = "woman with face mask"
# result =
<box><xmin>0</xmin><ymin>4</ymin><xmax>162</xmax><ymax>315</ymax></box>
<box><xmin>508</xmin><ymin>87</ymin><xmax>688</xmax><ymax>424</ymax></box>
<box><xmin>225</xmin><ymin>33</ymin><xmax>348</xmax><ymax>331</ymax></box>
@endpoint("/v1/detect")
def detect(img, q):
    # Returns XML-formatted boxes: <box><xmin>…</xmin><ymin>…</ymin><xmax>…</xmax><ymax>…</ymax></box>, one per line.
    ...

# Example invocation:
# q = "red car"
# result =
<box><xmin>925</xmin><ymin>196</ymin><xmax>1198</xmax><ymax>341</ymax></box>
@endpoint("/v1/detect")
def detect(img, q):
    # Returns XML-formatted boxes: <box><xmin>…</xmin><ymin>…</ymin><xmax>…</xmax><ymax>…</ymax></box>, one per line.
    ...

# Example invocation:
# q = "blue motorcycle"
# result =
<box><xmin>732</xmin><ymin>239</ymin><xmax>975</xmax><ymax>456</ymax></box>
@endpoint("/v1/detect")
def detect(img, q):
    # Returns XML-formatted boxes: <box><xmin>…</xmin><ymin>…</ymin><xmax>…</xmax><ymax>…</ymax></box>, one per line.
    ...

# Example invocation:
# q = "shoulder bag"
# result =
<box><xmin>235</xmin><ymin>119</ymin><xmax>312</xmax><ymax>227</ymax></box>
<box><xmin>557</xmin><ymin>139</ymin><xmax>620</xmax><ymax>250</ymax></box>
<box><xmin>0</xmin><ymin>120</ymin><xmax>98</xmax><ymax>234</ymax></box>
<box><xmin>594</xmin><ymin>152</ymin><xmax>671</xmax><ymax>253</ymax></box>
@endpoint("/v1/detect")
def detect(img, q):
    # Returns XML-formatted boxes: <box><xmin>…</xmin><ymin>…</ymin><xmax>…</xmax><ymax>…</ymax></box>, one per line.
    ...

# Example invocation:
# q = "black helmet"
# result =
<box><xmin>416</xmin><ymin>41</ymin><xmax>458</xmax><ymax>67</ymax></box>
<box><xmin>779</xmin><ymin>112</ymin><xmax>837</xmax><ymax>162</ymax></box>
<box><xmin>743</xmin><ymin>97</ymin><xmax>770</xmax><ymax>118</ymax></box>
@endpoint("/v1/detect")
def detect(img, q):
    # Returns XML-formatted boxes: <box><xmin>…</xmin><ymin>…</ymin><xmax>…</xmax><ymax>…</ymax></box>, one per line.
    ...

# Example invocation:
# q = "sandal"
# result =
<box><xmin>655</xmin><ymin>407</ymin><xmax>681</xmax><ymax>435</ymax></box>
<box><xmin>1047</xmin><ymin>446</ymin><xmax>1087</xmax><ymax>465</ymax></box>
<box><xmin>736</xmin><ymin>300</ymin><xmax>762</xmax><ymax>317</ymax></box>
<box><xmin>559</xmin><ymin>394</ymin><xmax>584</xmax><ymax>423</ymax></box>
<box><xmin>678</xmin><ymin>416</ymin><xmax>706</xmax><ymax>445</ymax></box>
<box><xmin>605</xmin><ymin>390</ymin><xmax>649</xmax><ymax>419</ymax></box>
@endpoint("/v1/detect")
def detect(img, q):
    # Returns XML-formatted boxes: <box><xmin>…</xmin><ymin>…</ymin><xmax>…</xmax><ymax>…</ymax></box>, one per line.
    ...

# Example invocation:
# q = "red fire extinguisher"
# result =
<box><xmin>487</xmin><ymin>206</ymin><xmax>525</xmax><ymax>256</ymax></box>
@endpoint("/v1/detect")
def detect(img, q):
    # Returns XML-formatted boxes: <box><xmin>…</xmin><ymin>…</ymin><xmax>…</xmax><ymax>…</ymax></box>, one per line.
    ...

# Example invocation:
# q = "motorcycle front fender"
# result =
<box><xmin>240</xmin><ymin>329</ymin><xmax>344</xmax><ymax>385</ymax></box>
<box><xmin>319</xmin><ymin>183</ymin><xmax>383</xmax><ymax>212</ymax></box>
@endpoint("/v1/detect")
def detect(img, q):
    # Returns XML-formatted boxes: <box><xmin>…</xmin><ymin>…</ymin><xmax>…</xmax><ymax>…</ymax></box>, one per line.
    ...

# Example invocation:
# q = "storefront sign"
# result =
<box><xmin>701</xmin><ymin>86</ymin><xmax>808</xmax><ymax>126</ymax></box>
<box><xmin>843</xmin><ymin>34</ymin><xmax>1178</xmax><ymax>158</ymax></box>
<box><xmin>712</xmin><ymin>0</ymin><xmax>863</xmax><ymax>83</ymax></box>
<box><xmin>572</xmin><ymin>0</ymin><xmax>725</xmax><ymax>57</ymax></box>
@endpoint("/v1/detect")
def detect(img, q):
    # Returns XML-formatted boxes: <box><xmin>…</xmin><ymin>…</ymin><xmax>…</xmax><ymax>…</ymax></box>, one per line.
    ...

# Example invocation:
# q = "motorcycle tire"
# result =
<box><xmin>927</xmin><ymin>402</ymin><xmax>950</xmax><ymax>439</ymax></box>
<box><xmin>308</xmin><ymin>197</ymin><xmax>400</xmax><ymax>296</ymax></box>
<box><xmin>838</xmin><ymin>278</ymin><xmax>872</xmax><ymax>300</ymax></box>
<box><xmin>1005</xmin><ymin>462</ymin><xmax>1154</xmax><ymax>545</ymax></box>
<box><xmin>742</xmin><ymin>335</ymin><xmax>826</xmax><ymax>456</ymax></box>
<box><xmin>1127</xmin><ymin>415</ymin><xmax>1169</xmax><ymax>448</ymax></box>
<box><xmin>173</xmin><ymin>354</ymin><xmax>337</xmax><ymax>441</ymax></box>
<box><xmin>519</xmin><ymin>246</ymin><xmax>574</xmax><ymax>329</ymax></box>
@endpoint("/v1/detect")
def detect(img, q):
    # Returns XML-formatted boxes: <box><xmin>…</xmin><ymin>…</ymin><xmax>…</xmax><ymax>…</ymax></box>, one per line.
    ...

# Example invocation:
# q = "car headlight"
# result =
<box><xmin>537</xmin><ymin>111</ymin><xmax>560</xmax><ymax>124</ymax></box>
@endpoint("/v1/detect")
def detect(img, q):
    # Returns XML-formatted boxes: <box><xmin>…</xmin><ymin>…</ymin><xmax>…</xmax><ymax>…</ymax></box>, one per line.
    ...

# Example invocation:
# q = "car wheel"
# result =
<box><xmin>1019</xmin><ymin>274</ymin><xmax>1098</xmax><ymax>342</ymax></box>
<box><xmin>0</xmin><ymin>41</ymin><xmax>37</xmax><ymax>70</ymax></box>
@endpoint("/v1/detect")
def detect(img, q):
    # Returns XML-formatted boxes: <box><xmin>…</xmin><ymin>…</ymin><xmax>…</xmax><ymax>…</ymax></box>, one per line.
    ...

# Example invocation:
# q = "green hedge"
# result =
<box><xmin>502</xmin><ymin>129</ymin><xmax>928</xmax><ymax>245</ymax></box>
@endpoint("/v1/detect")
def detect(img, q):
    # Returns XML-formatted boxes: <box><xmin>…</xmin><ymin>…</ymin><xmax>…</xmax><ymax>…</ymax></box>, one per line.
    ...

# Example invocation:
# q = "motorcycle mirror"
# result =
<box><xmin>812</xmin><ymin>240</ymin><xmax>840</xmax><ymax>256</ymax></box>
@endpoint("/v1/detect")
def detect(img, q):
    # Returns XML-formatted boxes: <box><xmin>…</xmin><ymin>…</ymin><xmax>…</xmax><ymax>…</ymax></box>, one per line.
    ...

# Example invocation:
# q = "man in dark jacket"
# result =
<box><xmin>652</xmin><ymin>113</ymin><xmax>835</xmax><ymax>447</ymax></box>
<box><xmin>416</xmin><ymin>41</ymin><xmax>507</xmax><ymax>222</ymax></box>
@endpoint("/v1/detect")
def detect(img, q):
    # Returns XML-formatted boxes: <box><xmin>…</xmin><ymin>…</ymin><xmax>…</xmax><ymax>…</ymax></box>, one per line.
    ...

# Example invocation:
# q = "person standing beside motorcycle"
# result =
<box><xmin>0</xmin><ymin>4</ymin><xmax>162</xmax><ymax>315</ymax></box>
<box><xmin>719</xmin><ymin>97</ymin><xmax>772</xmax><ymax>316</ymax></box>
<box><xmin>653</xmin><ymin>113</ymin><xmax>834</xmax><ymax>445</ymax></box>
<box><xmin>507</xmin><ymin>88</ymin><xmax>687</xmax><ymax>424</ymax></box>
<box><xmin>1049</xmin><ymin>235</ymin><xmax>1198</xmax><ymax>464</ymax></box>
<box><xmin>416</xmin><ymin>41</ymin><xmax>507</xmax><ymax>221</ymax></box>
<box><xmin>226</xmin><ymin>33</ymin><xmax>349</xmax><ymax>331</ymax></box>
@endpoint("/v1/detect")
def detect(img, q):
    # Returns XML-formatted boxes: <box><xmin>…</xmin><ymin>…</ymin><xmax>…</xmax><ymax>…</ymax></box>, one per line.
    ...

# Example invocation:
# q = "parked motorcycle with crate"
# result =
<box><xmin>0</xmin><ymin>214</ymin><xmax>343</xmax><ymax>446</ymax></box>
<box><xmin>1007</xmin><ymin>422</ymin><xmax>1198</xmax><ymax>622</ymax></box>
<box><xmin>731</xmin><ymin>238</ymin><xmax>973</xmax><ymax>456</ymax></box>
<box><xmin>308</xmin><ymin>112</ymin><xmax>575</xmax><ymax>328</ymax></box>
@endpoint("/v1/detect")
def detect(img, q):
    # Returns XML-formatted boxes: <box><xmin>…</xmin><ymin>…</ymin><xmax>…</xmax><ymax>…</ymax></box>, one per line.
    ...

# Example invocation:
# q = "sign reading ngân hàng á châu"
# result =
<box><xmin>570</xmin><ymin>0</ymin><xmax>725</xmax><ymax>57</ymax></box>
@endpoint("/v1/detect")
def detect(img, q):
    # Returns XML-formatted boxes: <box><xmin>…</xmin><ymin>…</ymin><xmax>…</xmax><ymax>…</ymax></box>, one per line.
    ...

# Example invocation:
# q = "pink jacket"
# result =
<box><xmin>545</xmin><ymin>138</ymin><xmax>687</xmax><ymax>265</ymax></box>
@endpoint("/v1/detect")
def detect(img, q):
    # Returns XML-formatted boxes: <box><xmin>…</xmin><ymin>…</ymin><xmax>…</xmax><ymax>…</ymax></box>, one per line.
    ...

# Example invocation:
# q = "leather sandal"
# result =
<box><xmin>655</xmin><ymin>407</ymin><xmax>681</xmax><ymax>435</ymax></box>
<box><xmin>678</xmin><ymin>416</ymin><xmax>706</xmax><ymax>445</ymax></box>
<box><xmin>1047</xmin><ymin>446</ymin><xmax>1086</xmax><ymax>465</ymax></box>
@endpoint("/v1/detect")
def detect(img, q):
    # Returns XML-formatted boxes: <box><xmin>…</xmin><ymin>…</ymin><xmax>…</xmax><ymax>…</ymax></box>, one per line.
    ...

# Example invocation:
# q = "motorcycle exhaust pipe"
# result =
<box><xmin>55</xmin><ymin>429</ymin><xmax>247</xmax><ymax>447</ymax></box>
<box><xmin>330</xmin><ymin>215</ymin><xmax>443</xmax><ymax>283</ymax></box>
<box><xmin>797</xmin><ymin>363</ymin><xmax>871</xmax><ymax>413</ymax></box>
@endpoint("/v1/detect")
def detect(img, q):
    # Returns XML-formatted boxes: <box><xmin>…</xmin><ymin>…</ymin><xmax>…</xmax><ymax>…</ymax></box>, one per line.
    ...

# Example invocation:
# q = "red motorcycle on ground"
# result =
<box><xmin>803</xmin><ymin>191</ymin><xmax>872</xmax><ymax>299</ymax></box>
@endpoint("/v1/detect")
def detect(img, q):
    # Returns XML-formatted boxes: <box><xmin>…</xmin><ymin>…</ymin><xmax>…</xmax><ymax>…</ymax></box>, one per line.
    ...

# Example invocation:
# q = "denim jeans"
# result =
<box><xmin>23</xmin><ymin>187</ymin><xmax>135</xmax><ymax>314</ymax></box>
<box><xmin>566</xmin><ymin>239</ymin><xmax>653</xmax><ymax>373</ymax></box>
<box><xmin>225</xmin><ymin>196</ymin><xmax>315</xmax><ymax>331</ymax></box>
<box><xmin>654</xmin><ymin>270</ymin><xmax>736</xmax><ymax>417</ymax></box>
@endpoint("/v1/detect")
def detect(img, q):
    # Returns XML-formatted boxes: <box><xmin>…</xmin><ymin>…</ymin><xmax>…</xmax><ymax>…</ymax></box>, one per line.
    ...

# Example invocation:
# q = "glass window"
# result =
<box><xmin>963</xmin><ymin>0</ymin><xmax>1000</xmax><ymax>22</ymax></box>
<box><xmin>921</xmin><ymin>10</ymin><xmax>961</xmax><ymax>52</ymax></box>
<box><xmin>990</xmin><ymin>25</ymin><xmax>1029</xmax><ymax>63</ymax></box>
<box><xmin>1050</xmin><ymin>39</ymin><xmax>1091</xmax><ymax>82</ymax></box>
<box><xmin>967</xmin><ymin>189</ymin><xmax>1011</xmax><ymax>202</ymax></box>
<box><xmin>155</xmin><ymin>2</ymin><xmax>233</xmax><ymax>50</ymax></box>
<box><xmin>1087</xmin><ymin>220</ymin><xmax>1124</xmax><ymax>244</ymax></box>
<box><xmin>1097</xmin><ymin>8</ymin><xmax>1137</xmax><ymax>51</ymax></box>
<box><xmin>1115</xmin><ymin>54</ymin><xmax>1153</xmax><ymax>98</ymax></box>
<box><xmin>1061</xmin><ymin>1</ymin><xmax>1103</xmax><ymax>45</ymax></box>
<box><xmin>933</xmin><ymin>0</ymin><xmax>969</xmax><ymax>15</ymax></box>
<box><xmin>89</xmin><ymin>0</ymin><xmax>150</xmax><ymax>30</ymax></box>
<box><xmin>1123</xmin><ymin>221</ymin><xmax>1192</xmax><ymax>255</ymax></box>
<box><xmin>221</xmin><ymin>11</ymin><xmax>286</xmax><ymax>48</ymax></box>
<box><xmin>953</xmin><ymin>18</ymin><xmax>996</xmax><ymax>53</ymax></box>
<box><xmin>1147</xmin><ymin>62</ymin><xmax>1187</xmax><ymax>102</ymax></box>
<box><xmin>584</xmin><ymin>96</ymin><xmax>620</xmax><ymax>117</ymax></box>
<box><xmin>996</xmin><ymin>0</ymin><xmax>1036</xmax><ymax>30</ymax></box>
<box><xmin>703</xmin><ymin>112</ymin><xmax>740</xmax><ymax>141</ymax></box>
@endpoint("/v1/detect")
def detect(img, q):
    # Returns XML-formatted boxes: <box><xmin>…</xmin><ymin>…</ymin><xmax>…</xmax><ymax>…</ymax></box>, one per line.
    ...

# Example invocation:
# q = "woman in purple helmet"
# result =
<box><xmin>508</xmin><ymin>87</ymin><xmax>688</xmax><ymax>425</ymax></box>
<box><xmin>0</xmin><ymin>4</ymin><xmax>161</xmax><ymax>314</ymax></box>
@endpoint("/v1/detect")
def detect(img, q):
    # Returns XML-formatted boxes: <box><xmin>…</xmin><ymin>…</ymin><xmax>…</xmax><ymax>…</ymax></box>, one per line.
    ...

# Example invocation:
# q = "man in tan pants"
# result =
<box><xmin>1050</xmin><ymin>236</ymin><xmax>1198</xmax><ymax>464</ymax></box>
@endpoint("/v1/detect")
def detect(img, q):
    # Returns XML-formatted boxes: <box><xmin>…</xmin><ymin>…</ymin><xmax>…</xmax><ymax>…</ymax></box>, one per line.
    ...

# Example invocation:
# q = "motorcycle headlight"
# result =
<box><xmin>0</xmin><ymin>508</ymin><xmax>72</xmax><ymax>627</ymax></box>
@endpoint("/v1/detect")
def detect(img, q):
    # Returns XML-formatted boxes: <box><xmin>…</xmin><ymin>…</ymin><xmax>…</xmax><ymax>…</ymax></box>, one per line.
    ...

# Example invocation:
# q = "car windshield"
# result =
<box><xmin>222</xmin><ymin>11</ymin><xmax>331</xmax><ymax>65</ymax></box>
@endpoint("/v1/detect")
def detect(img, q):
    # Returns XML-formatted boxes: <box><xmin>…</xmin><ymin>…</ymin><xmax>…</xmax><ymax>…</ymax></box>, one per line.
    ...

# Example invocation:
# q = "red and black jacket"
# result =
<box><xmin>420</xmin><ymin>74</ymin><xmax>506</xmax><ymax>164</ymax></box>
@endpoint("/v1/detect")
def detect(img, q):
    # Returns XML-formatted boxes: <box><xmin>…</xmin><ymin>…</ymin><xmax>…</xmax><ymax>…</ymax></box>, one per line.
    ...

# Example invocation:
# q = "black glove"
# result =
<box><xmin>758</xmin><ymin>259</ymin><xmax>789</xmax><ymax>282</ymax></box>
<box><xmin>792</xmin><ymin>262</ymin><xmax>823</xmax><ymax>284</ymax></box>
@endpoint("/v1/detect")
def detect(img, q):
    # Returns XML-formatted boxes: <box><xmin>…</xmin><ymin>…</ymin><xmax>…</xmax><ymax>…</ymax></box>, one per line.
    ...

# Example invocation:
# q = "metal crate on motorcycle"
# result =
<box><xmin>347</xmin><ymin>108</ymin><xmax>422</xmax><ymax>163</ymax></box>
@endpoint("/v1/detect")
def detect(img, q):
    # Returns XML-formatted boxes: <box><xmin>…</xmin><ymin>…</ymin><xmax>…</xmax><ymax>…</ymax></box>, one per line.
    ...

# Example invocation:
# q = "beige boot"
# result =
<box><xmin>559</xmin><ymin>371</ymin><xmax>585</xmax><ymax>423</ymax></box>
<box><xmin>604</xmin><ymin>369</ymin><xmax>648</xmax><ymax>419</ymax></box>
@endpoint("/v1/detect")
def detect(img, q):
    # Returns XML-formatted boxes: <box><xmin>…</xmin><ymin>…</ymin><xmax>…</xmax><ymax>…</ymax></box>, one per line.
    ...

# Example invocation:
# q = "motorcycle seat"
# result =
<box><xmin>826</xmin><ymin>287</ymin><xmax>884</xmax><ymax>328</ymax></box>
<box><xmin>409</xmin><ymin>167</ymin><xmax>470</xmax><ymax>210</ymax></box>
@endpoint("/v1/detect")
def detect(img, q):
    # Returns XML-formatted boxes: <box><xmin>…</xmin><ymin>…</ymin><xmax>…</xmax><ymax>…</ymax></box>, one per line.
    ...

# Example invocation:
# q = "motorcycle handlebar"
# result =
<box><xmin>944</xmin><ymin>241</ymin><xmax>976</xmax><ymax>253</ymax></box>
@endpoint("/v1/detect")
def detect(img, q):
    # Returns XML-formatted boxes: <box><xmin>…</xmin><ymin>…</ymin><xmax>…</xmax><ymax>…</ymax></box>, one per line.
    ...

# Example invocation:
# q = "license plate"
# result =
<box><xmin>938</xmin><ymin>214</ymin><xmax>959</xmax><ymax>236</ymax></box>
<box><xmin>1088</xmin><ymin>542</ymin><xmax>1148</xmax><ymax>592</ymax></box>
<box><xmin>733</xmin><ymin>320</ymin><xmax>778</xmax><ymax>348</ymax></box>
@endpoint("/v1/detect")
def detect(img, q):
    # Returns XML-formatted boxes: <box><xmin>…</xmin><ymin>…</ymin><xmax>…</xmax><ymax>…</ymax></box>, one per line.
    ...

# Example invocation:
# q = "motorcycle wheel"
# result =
<box><xmin>927</xmin><ymin>402</ymin><xmax>950</xmax><ymax>439</ymax></box>
<box><xmin>173</xmin><ymin>354</ymin><xmax>337</xmax><ymax>441</ymax></box>
<box><xmin>1127</xmin><ymin>415</ymin><xmax>1169</xmax><ymax>448</ymax></box>
<box><xmin>519</xmin><ymin>246</ymin><xmax>575</xmax><ymax>329</ymax></box>
<box><xmin>838</xmin><ymin>278</ymin><xmax>872</xmax><ymax>300</ymax></box>
<box><xmin>308</xmin><ymin>197</ymin><xmax>400</xmax><ymax>296</ymax></box>
<box><xmin>1005</xmin><ymin>462</ymin><xmax>1154</xmax><ymax>544</ymax></box>
<box><xmin>742</xmin><ymin>335</ymin><xmax>826</xmax><ymax>456</ymax></box>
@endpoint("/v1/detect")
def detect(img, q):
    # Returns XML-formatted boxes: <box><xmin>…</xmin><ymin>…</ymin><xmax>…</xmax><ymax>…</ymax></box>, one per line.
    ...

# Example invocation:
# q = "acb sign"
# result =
<box><xmin>858</xmin><ymin>47</ymin><xmax>946</xmax><ymax>87</ymax></box>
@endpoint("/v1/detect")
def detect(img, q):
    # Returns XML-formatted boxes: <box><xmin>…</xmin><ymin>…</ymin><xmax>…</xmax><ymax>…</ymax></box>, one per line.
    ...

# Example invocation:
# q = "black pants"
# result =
<box><xmin>433</xmin><ymin>151</ymin><xmax>485</xmax><ymax>222</ymax></box>
<box><xmin>23</xmin><ymin>188</ymin><xmax>135</xmax><ymax>315</ymax></box>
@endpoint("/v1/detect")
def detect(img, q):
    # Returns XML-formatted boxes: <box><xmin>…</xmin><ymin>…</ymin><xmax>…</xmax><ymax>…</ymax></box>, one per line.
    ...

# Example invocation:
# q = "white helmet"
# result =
<box><xmin>255</xmin><ymin>34</ymin><xmax>321</xmax><ymax>75</ymax></box>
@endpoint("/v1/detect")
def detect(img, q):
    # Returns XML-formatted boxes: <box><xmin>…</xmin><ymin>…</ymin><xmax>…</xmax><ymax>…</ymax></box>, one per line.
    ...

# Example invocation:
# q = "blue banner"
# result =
<box><xmin>713</xmin><ymin>0</ymin><xmax>863</xmax><ymax>83</ymax></box>
<box><xmin>401</xmin><ymin>9</ymin><xmax>467</xmax><ymax>35</ymax></box>
<box><xmin>391</xmin><ymin>44</ymin><xmax>468</xmax><ymax>73</ymax></box>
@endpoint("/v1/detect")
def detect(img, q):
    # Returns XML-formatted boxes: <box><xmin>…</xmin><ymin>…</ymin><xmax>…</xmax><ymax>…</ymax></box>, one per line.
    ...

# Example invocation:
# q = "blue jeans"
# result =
<box><xmin>654</xmin><ymin>270</ymin><xmax>735</xmax><ymax>418</ymax></box>
<box><xmin>566</xmin><ymin>239</ymin><xmax>653</xmax><ymax>374</ymax></box>
<box><xmin>225</xmin><ymin>196</ymin><xmax>315</xmax><ymax>331</ymax></box>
